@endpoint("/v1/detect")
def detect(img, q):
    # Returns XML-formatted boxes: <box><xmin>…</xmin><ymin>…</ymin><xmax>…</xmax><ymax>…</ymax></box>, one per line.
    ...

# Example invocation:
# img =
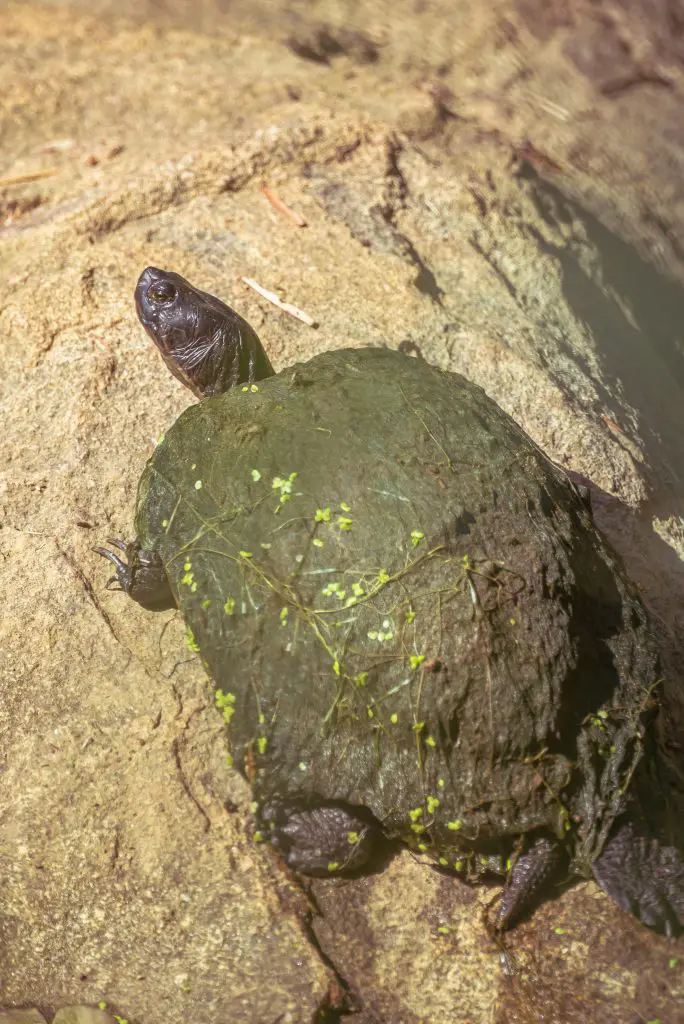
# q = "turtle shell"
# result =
<box><xmin>135</xmin><ymin>347</ymin><xmax>659</xmax><ymax>879</ymax></box>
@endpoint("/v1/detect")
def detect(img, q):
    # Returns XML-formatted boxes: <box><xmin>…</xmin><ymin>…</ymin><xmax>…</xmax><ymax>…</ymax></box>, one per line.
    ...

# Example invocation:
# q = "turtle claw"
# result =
<box><xmin>105</xmin><ymin>536</ymin><xmax>128</xmax><ymax>552</ymax></box>
<box><xmin>93</xmin><ymin>540</ymin><xmax>135</xmax><ymax>593</ymax></box>
<box><xmin>94</xmin><ymin>539</ymin><xmax>176</xmax><ymax>611</ymax></box>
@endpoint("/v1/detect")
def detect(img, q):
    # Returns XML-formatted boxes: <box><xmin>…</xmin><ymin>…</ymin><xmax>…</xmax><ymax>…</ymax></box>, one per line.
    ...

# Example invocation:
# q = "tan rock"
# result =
<box><xmin>52</xmin><ymin>1009</ymin><xmax>116</xmax><ymax>1024</ymax></box>
<box><xmin>0</xmin><ymin>1011</ymin><xmax>48</xmax><ymax>1024</ymax></box>
<box><xmin>2</xmin><ymin>3</ymin><xmax>684</xmax><ymax>1022</ymax></box>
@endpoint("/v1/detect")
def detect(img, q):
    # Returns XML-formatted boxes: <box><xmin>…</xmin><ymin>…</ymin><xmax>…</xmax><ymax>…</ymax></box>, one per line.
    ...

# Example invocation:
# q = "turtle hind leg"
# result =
<box><xmin>94</xmin><ymin>538</ymin><xmax>176</xmax><ymax>611</ymax></box>
<box><xmin>495</xmin><ymin>836</ymin><xmax>565</xmax><ymax>930</ymax></box>
<box><xmin>261</xmin><ymin>802</ymin><xmax>382</xmax><ymax>876</ymax></box>
<box><xmin>592</xmin><ymin>819</ymin><xmax>684</xmax><ymax>936</ymax></box>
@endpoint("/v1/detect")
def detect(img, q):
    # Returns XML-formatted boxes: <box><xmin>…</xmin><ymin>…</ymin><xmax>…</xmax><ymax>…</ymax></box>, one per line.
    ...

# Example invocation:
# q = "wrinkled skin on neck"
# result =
<box><xmin>135</xmin><ymin>266</ymin><xmax>275</xmax><ymax>397</ymax></box>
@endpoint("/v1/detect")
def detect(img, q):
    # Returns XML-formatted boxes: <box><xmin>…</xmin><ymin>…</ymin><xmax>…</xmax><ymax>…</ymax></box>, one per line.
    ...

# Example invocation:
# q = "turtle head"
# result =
<box><xmin>135</xmin><ymin>267</ymin><xmax>275</xmax><ymax>398</ymax></box>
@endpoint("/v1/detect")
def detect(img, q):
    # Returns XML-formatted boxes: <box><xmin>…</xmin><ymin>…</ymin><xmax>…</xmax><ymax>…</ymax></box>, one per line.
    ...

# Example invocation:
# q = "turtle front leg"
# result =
<box><xmin>496</xmin><ymin>836</ymin><xmax>565</xmax><ymax>930</ymax></box>
<box><xmin>94</xmin><ymin>538</ymin><xmax>176</xmax><ymax>611</ymax></box>
<box><xmin>261</xmin><ymin>802</ymin><xmax>382</xmax><ymax>876</ymax></box>
<box><xmin>592</xmin><ymin>820</ymin><xmax>684</xmax><ymax>936</ymax></box>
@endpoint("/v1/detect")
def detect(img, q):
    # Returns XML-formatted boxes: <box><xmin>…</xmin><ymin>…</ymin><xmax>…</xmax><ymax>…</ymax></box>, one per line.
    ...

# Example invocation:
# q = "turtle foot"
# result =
<box><xmin>261</xmin><ymin>802</ymin><xmax>380</xmax><ymax>876</ymax></box>
<box><xmin>496</xmin><ymin>836</ymin><xmax>565</xmax><ymax>930</ymax></box>
<box><xmin>592</xmin><ymin>820</ymin><xmax>684</xmax><ymax>936</ymax></box>
<box><xmin>94</xmin><ymin>537</ymin><xmax>176</xmax><ymax>611</ymax></box>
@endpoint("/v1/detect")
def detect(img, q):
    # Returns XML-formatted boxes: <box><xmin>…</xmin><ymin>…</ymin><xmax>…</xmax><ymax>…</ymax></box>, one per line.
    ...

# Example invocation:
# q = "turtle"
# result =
<box><xmin>97</xmin><ymin>265</ymin><xmax>684</xmax><ymax>934</ymax></box>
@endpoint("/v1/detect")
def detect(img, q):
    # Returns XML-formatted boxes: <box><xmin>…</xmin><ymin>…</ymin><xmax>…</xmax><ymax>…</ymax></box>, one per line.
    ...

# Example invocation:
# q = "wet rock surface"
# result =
<box><xmin>2</xmin><ymin>2</ymin><xmax>684</xmax><ymax>1022</ymax></box>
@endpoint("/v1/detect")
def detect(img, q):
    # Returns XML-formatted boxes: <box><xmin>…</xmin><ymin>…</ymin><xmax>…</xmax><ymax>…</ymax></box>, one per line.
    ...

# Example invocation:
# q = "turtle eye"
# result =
<box><xmin>147</xmin><ymin>281</ymin><xmax>177</xmax><ymax>304</ymax></box>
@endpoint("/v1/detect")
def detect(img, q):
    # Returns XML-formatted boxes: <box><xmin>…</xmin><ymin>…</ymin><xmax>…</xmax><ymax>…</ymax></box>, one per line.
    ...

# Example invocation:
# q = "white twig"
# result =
<box><xmin>241</xmin><ymin>277</ymin><xmax>316</xmax><ymax>327</ymax></box>
<box><xmin>0</xmin><ymin>168</ymin><xmax>58</xmax><ymax>185</ymax></box>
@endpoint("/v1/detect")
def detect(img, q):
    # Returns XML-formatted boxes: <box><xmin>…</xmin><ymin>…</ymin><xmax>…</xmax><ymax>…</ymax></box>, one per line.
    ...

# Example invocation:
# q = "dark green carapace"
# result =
<box><xmin>98</xmin><ymin>268</ymin><xmax>684</xmax><ymax>934</ymax></box>
<box><xmin>137</xmin><ymin>350</ymin><xmax>655</xmax><ymax>875</ymax></box>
